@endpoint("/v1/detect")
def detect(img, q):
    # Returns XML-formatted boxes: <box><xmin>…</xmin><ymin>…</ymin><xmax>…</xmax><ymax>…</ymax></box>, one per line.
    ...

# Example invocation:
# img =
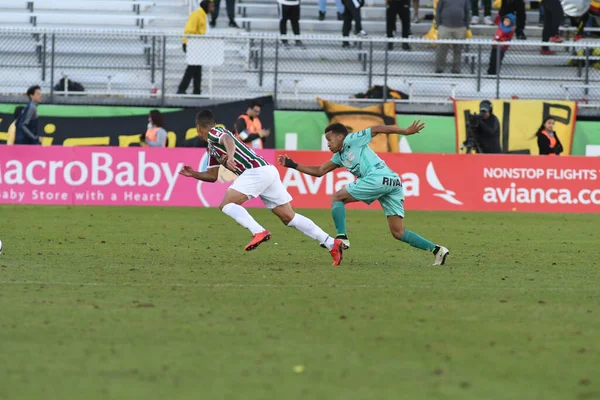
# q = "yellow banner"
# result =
<box><xmin>317</xmin><ymin>98</ymin><xmax>399</xmax><ymax>153</ymax></box>
<box><xmin>454</xmin><ymin>99</ymin><xmax>577</xmax><ymax>155</ymax></box>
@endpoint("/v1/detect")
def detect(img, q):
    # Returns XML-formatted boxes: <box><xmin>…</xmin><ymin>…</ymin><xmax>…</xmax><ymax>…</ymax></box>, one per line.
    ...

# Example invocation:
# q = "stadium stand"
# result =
<box><xmin>0</xmin><ymin>0</ymin><xmax>599</xmax><ymax>107</ymax></box>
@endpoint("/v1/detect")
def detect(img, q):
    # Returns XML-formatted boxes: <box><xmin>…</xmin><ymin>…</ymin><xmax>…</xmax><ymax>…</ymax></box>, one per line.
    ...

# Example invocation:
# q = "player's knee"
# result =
<box><xmin>331</xmin><ymin>190</ymin><xmax>344</xmax><ymax>203</ymax></box>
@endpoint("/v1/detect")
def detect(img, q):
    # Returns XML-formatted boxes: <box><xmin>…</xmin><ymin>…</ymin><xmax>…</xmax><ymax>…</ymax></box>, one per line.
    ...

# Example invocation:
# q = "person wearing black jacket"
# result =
<box><xmin>499</xmin><ymin>0</ymin><xmax>527</xmax><ymax>39</ymax></box>
<box><xmin>386</xmin><ymin>0</ymin><xmax>411</xmax><ymax>50</ymax></box>
<box><xmin>536</xmin><ymin>117</ymin><xmax>563</xmax><ymax>155</ymax></box>
<box><xmin>473</xmin><ymin>100</ymin><xmax>502</xmax><ymax>153</ymax></box>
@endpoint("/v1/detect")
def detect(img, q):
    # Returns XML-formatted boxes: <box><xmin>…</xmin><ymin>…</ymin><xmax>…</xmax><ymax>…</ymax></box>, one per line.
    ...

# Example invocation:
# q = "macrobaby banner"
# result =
<box><xmin>276</xmin><ymin>151</ymin><xmax>600</xmax><ymax>213</ymax></box>
<box><xmin>0</xmin><ymin>146</ymin><xmax>274</xmax><ymax>206</ymax></box>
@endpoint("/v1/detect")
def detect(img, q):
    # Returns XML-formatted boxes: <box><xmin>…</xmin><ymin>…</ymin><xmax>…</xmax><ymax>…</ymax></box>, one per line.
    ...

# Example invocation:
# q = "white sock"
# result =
<box><xmin>287</xmin><ymin>213</ymin><xmax>335</xmax><ymax>250</ymax></box>
<box><xmin>222</xmin><ymin>203</ymin><xmax>265</xmax><ymax>235</ymax></box>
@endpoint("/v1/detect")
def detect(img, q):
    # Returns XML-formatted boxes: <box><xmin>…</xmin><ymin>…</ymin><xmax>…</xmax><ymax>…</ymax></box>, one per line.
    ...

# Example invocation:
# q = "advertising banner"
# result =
<box><xmin>454</xmin><ymin>99</ymin><xmax>577</xmax><ymax>155</ymax></box>
<box><xmin>0</xmin><ymin>146</ymin><xmax>274</xmax><ymax>207</ymax></box>
<box><xmin>276</xmin><ymin>151</ymin><xmax>600</xmax><ymax>213</ymax></box>
<box><xmin>0</xmin><ymin>96</ymin><xmax>275</xmax><ymax>148</ymax></box>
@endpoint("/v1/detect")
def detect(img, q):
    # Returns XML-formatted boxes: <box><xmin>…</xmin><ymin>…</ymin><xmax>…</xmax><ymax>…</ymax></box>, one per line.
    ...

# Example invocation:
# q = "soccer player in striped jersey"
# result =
<box><xmin>179</xmin><ymin>109</ymin><xmax>345</xmax><ymax>266</ymax></box>
<box><xmin>278</xmin><ymin>122</ymin><xmax>450</xmax><ymax>266</ymax></box>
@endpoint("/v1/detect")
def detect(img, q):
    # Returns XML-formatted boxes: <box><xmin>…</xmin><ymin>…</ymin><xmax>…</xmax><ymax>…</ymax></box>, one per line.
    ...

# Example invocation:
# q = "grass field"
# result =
<box><xmin>1</xmin><ymin>205</ymin><xmax>599</xmax><ymax>400</ymax></box>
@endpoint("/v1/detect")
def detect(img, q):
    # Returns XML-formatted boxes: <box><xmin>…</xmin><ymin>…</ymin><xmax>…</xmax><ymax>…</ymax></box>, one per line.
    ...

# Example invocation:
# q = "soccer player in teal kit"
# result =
<box><xmin>277</xmin><ymin>121</ymin><xmax>450</xmax><ymax>266</ymax></box>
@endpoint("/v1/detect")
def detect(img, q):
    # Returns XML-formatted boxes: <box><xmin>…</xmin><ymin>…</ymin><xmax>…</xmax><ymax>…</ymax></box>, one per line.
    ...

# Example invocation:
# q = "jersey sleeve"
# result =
<box><xmin>207</xmin><ymin>127</ymin><xmax>228</xmax><ymax>145</ymax></box>
<box><xmin>330</xmin><ymin>152</ymin><xmax>342</xmax><ymax>166</ymax></box>
<box><xmin>345</xmin><ymin>128</ymin><xmax>373</xmax><ymax>148</ymax></box>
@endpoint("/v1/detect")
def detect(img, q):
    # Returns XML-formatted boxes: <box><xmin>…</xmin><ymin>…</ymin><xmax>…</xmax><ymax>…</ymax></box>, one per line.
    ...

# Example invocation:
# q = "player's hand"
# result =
<box><xmin>260</xmin><ymin>129</ymin><xmax>271</xmax><ymax>138</ymax></box>
<box><xmin>179</xmin><ymin>165</ymin><xmax>195</xmax><ymax>177</ymax></box>
<box><xmin>224</xmin><ymin>155</ymin><xmax>237</xmax><ymax>171</ymax></box>
<box><xmin>38</xmin><ymin>136</ymin><xmax>44</xmax><ymax>144</ymax></box>
<box><xmin>277</xmin><ymin>154</ymin><xmax>298</xmax><ymax>169</ymax></box>
<box><xmin>404</xmin><ymin>120</ymin><xmax>426</xmax><ymax>135</ymax></box>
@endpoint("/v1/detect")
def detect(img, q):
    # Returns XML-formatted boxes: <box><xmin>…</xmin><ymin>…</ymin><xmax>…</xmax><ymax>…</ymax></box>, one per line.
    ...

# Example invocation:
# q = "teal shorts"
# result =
<box><xmin>346</xmin><ymin>173</ymin><xmax>405</xmax><ymax>217</ymax></box>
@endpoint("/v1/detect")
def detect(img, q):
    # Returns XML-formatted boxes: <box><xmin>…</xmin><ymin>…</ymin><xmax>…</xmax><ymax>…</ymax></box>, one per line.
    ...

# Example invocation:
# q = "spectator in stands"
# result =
<box><xmin>210</xmin><ymin>0</ymin><xmax>238</xmax><ymax>28</ymax></box>
<box><xmin>471</xmin><ymin>0</ymin><xmax>493</xmax><ymax>25</ymax></box>
<box><xmin>487</xmin><ymin>13</ymin><xmax>516</xmax><ymax>74</ymax></box>
<box><xmin>178</xmin><ymin>0</ymin><xmax>215</xmax><ymax>95</ymax></box>
<box><xmin>497</xmin><ymin>0</ymin><xmax>527</xmax><ymax>39</ymax></box>
<box><xmin>540</xmin><ymin>0</ymin><xmax>564</xmax><ymax>54</ymax></box>
<box><xmin>412</xmin><ymin>0</ymin><xmax>420</xmax><ymax>23</ymax></box>
<box><xmin>319</xmin><ymin>0</ymin><xmax>345</xmax><ymax>20</ymax></box>
<box><xmin>435</xmin><ymin>0</ymin><xmax>470</xmax><ymax>74</ymax></box>
<box><xmin>277</xmin><ymin>0</ymin><xmax>305</xmax><ymax>48</ymax></box>
<box><xmin>15</xmin><ymin>85</ymin><xmax>42</xmax><ymax>145</ymax></box>
<box><xmin>342</xmin><ymin>0</ymin><xmax>368</xmax><ymax>47</ymax></box>
<box><xmin>387</xmin><ymin>0</ymin><xmax>411</xmax><ymax>50</ymax></box>
<box><xmin>6</xmin><ymin>106</ymin><xmax>24</xmax><ymax>146</ymax></box>
<box><xmin>234</xmin><ymin>100</ymin><xmax>271</xmax><ymax>149</ymax></box>
<box><xmin>141</xmin><ymin>110</ymin><xmax>168</xmax><ymax>147</ymax></box>
<box><xmin>536</xmin><ymin>117</ymin><xmax>563</xmax><ymax>155</ymax></box>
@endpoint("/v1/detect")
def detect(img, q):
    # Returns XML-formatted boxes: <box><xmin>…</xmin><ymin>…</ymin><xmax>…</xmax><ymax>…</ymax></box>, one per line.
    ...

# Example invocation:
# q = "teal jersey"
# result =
<box><xmin>330</xmin><ymin>128</ymin><xmax>395</xmax><ymax>178</ymax></box>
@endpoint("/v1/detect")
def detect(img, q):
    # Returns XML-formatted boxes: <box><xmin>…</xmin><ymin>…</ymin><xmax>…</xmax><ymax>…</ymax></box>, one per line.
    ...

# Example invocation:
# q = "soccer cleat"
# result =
<box><xmin>433</xmin><ymin>246</ymin><xmax>450</xmax><ymax>266</ymax></box>
<box><xmin>484</xmin><ymin>15</ymin><xmax>494</xmax><ymax>25</ymax></box>
<box><xmin>550</xmin><ymin>35</ymin><xmax>564</xmax><ymax>43</ymax></box>
<box><xmin>470</xmin><ymin>15</ymin><xmax>480</xmax><ymax>25</ymax></box>
<box><xmin>540</xmin><ymin>49</ymin><xmax>556</xmax><ymax>56</ymax></box>
<box><xmin>330</xmin><ymin>239</ymin><xmax>344</xmax><ymax>266</ymax></box>
<box><xmin>574</xmin><ymin>34</ymin><xmax>583</xmax><ymax>42</ymax></box>
<box><xmin>336</xmin><ymin>234</ymin><xmax>350</xmax><ymax>249</ymax></box>
<box><xmin>245</xmin><ymin>230</ymin><xmax>271</xmax><ymax>251</ymax></box>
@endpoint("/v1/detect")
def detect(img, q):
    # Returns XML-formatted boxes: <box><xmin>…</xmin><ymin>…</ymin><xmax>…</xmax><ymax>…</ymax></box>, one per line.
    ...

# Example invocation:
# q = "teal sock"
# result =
<box><xmin>400</xmin><ymin>230</ymin><xmax>437</xmax><ymax>252</ymax></box>
<box><xmin>331</xmin><ymin>201</ymin><xmax>347</xmax><ymax>236</ymax></box>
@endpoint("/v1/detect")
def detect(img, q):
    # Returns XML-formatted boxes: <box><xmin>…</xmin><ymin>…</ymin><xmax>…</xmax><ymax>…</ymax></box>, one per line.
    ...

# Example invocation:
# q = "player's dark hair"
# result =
<box><xmin>26</xmin><ymin>85</ymin><xmax>41</xmax><ymax>98</ymax></box>
<box><xmin>325</xmin><ymin>123</ymin><xmax>349</xmax><ymax>136</ymax></box>
<box><xmin>248</xmin><ymin>100</ymin><xmax>262</xmax><ymax>109</ymax></box>
<box><xmin>149</xmin><ymin>109</ymin><xmax>165</xmax><ymax>128</ymax></box>
<box><xmin>196</xmin><ymin>109</ymin><xmax>215</xmax><ymax>126</ymax></box>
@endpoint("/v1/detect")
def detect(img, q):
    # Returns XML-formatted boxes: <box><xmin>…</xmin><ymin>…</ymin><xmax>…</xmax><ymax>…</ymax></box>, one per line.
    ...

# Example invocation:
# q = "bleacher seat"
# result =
<box><xmin>0</xmin><ymin>0</ymin><xmax>599</xmax><ymax>105</ymax></box>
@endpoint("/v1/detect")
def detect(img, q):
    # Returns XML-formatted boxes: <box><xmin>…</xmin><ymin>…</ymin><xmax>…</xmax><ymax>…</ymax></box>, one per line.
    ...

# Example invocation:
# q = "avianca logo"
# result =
<box><xmin>426</xmin><ymin>162</ymin><xmax>463</xmax><ymax>205</ymax></box>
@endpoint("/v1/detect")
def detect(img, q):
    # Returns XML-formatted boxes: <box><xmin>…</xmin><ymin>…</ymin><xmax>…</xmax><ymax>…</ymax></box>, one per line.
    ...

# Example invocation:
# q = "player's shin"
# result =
<box><xmin>331</xmin><ymin>201</ymin><xmax>347</xmax><ymax>236</ymax></box>
<box><xmin>221</xmin><ymin>203</ymin><xmax>265</xmax><ymax>235</ymax></box>
<box><xmin>400</xmin><ymin>230</ymin><xmax>437</xmax><ymax>252</ymax></box>
<box><xmin>287</xmin><ymin>213</ymin><xmax>335</xmax><ymax>250</ymax></box>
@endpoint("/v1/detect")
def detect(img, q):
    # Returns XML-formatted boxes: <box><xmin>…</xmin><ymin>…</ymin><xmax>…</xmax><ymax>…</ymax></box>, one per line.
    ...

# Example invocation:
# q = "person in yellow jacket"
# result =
<box><xmin>177</xmin><ymin>0</ymin><xmax>215</xmax><ymax>95</ymax></box>
<box><xmin>424</xmin><ymin>0</ymin><xmax>473</xmax><ymax>40</ymax></box>
<box><xmin>6</xmin><ymin>106</ymin><xmax>24</xmax><ymax>145</ymax></box>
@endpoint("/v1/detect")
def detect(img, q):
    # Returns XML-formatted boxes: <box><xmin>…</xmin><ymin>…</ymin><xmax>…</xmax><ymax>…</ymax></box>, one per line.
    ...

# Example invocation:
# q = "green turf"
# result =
<box><xmin>1</xmin><ymin>206</ymin><xmax>599</xmax><ymax>400</ymax></box>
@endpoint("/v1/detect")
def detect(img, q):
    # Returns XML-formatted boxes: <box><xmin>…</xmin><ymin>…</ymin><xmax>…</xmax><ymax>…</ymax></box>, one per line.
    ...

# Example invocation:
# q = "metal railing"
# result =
<box><xmin>1</xmin><ymin>27</ymin><xmax>599</xmax><ymax>109</ymax></box>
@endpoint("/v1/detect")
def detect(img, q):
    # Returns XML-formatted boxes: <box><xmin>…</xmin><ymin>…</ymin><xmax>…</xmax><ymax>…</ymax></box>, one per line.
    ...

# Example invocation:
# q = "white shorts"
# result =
<box><xmin>230</xmin><ymin>165</ymin><xmax>293</xmax><ymax>209</ymax></box>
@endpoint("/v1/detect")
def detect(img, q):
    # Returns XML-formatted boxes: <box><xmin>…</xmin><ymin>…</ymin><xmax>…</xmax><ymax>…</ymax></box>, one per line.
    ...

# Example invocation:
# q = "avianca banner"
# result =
<box><xmin>0</xmin><ymin>145</ymin><xmax>274</xmax><ymax>206</ymax></box>
<box><xmin>276</xmin><ymin>151</ymin><xmax>600</xmax><ymax>213</ymax></box>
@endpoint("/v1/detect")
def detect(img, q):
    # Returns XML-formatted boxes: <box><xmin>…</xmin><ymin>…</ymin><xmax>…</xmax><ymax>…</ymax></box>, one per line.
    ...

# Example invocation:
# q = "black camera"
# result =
<box><xmin>461</xmin><ymin>111</ymin><xmax>483</xmax><ymax>154</ymax></box>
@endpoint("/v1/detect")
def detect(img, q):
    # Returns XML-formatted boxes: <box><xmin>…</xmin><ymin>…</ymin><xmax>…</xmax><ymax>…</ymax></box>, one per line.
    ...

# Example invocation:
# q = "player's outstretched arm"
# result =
<box><xmin>178</xmin><ymin>165</ymin><xmax>219</xmax><ymax>182</ymax></box>
<box><xmin>277</xmin><ymin>154</ymin><xmax>339</xmax><ymax>177</ymax></box>
<box><xmin>370</xmin><ymin>120</ymin><xmax>425</xmax><ymax>137</ymax></box>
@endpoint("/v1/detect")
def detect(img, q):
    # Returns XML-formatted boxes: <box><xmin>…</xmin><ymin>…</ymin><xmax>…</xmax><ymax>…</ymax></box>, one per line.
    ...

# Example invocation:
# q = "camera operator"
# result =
<box><xmin>466</xmin><ymin>100</ymin><xmax>502</xmax><ymax>154</ymax></box>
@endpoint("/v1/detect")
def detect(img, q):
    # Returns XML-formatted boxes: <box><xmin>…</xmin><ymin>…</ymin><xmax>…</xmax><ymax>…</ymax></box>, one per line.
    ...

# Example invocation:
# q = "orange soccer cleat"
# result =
<box><xmin>245</xmin><ymin>230</ymin><xmax>271</xmax><ymax>251</ymax></box>
<box><xmin>329</xmin><ymin>239</ymin><xmax>344</xmax><ymax>266</ymax></box>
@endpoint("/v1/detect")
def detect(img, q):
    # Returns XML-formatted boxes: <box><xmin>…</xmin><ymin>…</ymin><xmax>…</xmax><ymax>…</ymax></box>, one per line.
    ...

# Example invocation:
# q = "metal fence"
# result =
<box><xmin>1</xmin><ymin>27</ymin><xmax>599</xmax><ymax>108</ymax></box>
